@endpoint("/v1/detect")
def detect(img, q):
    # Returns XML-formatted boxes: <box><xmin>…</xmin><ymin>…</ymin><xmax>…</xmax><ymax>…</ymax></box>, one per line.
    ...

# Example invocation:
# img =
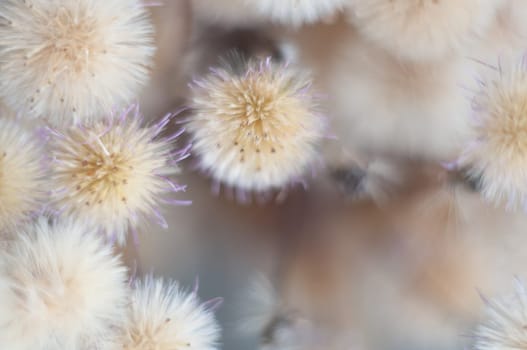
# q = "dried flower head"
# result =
<box><xmin>460</xmin><ymin>58</ymin><xmax>527</xmax><ymax>210</ymax></box>
<box><xmin>0</xmin><ymin>217</ymin><xmax>128</xmax><ymax>350</ymax></box>
<box><xmin>346</xmin><ymin>0</ymin><xmax>499</xmax><ymax>62</ymax></box>
<box><xmin>474</xmin><ymin>280</ymin><xmax>527</xmax><ymax>350</ymax></box>
<box><xmin>0</xmin><ymin>117</ymin><xmax>46</xmax><ymax>233</ymax></box>
<box><xmin>0</xmin><ymin>0</ymin><xmax>155</xmax><ymax>125</ymax></box>
<box><xmin>188</xmin><ymin>57</ymin><xmax>324</xmax><ymax>192</ymax></box>
<box><xmin>49</xmin><ymin>106</ymin><xmax>188</xmax><ymax>245</ymax></box>
<box><xmin>121</xmin><ymin>276</ymin><xmax>220</xmax><ymax>350</ymax></box>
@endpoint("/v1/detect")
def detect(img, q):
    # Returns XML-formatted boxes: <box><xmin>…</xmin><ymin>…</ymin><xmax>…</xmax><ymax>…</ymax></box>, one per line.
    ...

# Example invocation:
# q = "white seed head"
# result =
<box><xmin>474</xmin><ymin>280</ymin><xmax>527</xmax><ymax>350</ymax></box>
<box><xmin>346</xmin><ymin>0</ymin><xmax>499</xmax><ymax>62</ymax></box>
<box><xmin>0</xmin><ymin>117</ymin><xmax>46</xmax><ymax>233</ymax></box>
<box><xmin>0</xmin><ymin>0</ymin><xmax>155</xmax><ymax>125</ymax></box>
<box><xmin>188</xmin><ymin>58</ymin><xmax>324</xmax><ymax>192</ymax></box>
<box><xmin>0</xmin><ymin>217</ymin><xmax>128</xmax><ymax>350</ymax></box>
<box><xmin>49</xmin><ymin>106</ymin><xmax>185</xmax><ymax>245</ymax></box>
<box><xmin>461</xmin><ymin>58</ymin><xmax>527</xmax><ymax>210</ymax></box>
<box><xmin>121</xmin><ymin>276</ymin><xmax>220</xmax><ymax>350</ymax></box>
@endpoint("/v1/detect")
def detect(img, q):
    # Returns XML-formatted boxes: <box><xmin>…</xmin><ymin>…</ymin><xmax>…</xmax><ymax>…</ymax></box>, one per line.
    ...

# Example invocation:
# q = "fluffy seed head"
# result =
<box><xmin>0</xmin><ymin>0</ymin><xmax>155</xmax><ymax>125</ymax></box>
<box><xmin>121</xmin><ymin>276</ymin><xmax>220</xmax><ymax>350</ymax></box>
<box><xmin>346</xmin><ymin>0</ymin><xmax>499</xmax><ymax>62</ymax></box>
<box><xmin>0</xmin><ymin>118</ymin><xmax>46</xmax><ymax>233</ymax></box>
<box><xmin>0</xmin><ymin>217</ymin><xmax>128</xmax><ymax>350</ymax></box>
<box><xmin>474</xmin><ymin>280</ymin><xmax>527</xmax><ymax>350</ymax></box>
<box><xmin>460</xmin><ymin>58</ymin><xmax>527</xmax><ymax>210</ymax></box>
<box><xmin>188</xmin><ymin>58</ymin><xmax>324</xmax><ymax>192</ymax></box>
<box><xmin>49</xmin><ymin>106</ymin><xmax>186</xmax><ymax>245</ymax></box>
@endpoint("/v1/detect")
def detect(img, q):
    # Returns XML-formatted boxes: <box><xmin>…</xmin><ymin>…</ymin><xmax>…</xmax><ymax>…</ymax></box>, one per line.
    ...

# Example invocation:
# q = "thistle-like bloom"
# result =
<box><xmin>0</xmin><ymin>217</ymin><xmax>128</xmax><ymax>350</ymax></box>
<box><xmin>346</xmin><ymin>0</ymin><xmax>499</xmax><ymax>62</ymax></box>
<box><xmin>49</xmin><ymin>106</ymin><xmax>188</xmax><ymax>245</ymax></box>
<box><xmin>474</xmin><ymin>280</ymin><xmax>527</xmax><ymax>350</ymax></box>
<box><xmin>460</xmin><ymin>58</ymin><xmax>527</xmax><ymax>210</ymax></box>
<box><xmin>121</xmin><ymin>276</ymin><xmax>220</xmax><ymax>350</ymax></box>
<box><xmin>0</xmin><ymin>0</ymin><xmax>155</xmax><ymax>125</ymax></box>
<box><xmin>0</xmin><ymin>117</ymin><xmax>46</xmax><ymax>233</ymax></box>
<box><xmin>188</xmin><ymin>58</ymin><xmax>324</xmax><ymax>193</ymax></box>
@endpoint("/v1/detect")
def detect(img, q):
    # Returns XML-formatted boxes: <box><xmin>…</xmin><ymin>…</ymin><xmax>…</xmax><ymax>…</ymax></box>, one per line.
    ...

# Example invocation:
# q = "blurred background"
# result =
<box><xmin>131</xmin><ymin>2</ymin><xmax>527</xmax><ymax>350</ymax></box>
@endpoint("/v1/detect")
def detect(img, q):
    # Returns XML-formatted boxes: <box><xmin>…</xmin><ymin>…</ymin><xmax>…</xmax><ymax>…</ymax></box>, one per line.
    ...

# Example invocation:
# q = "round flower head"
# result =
<box><xmin>122</xmin><ymin>276</ymin><xmax>220</xmax><ymax>350</ymax></box>
<box><xmin>0</xmin><ymin>0</ymin><xmax>155</xmax><ymax>125</ymax></box>
<box><xmin>460</xmin><ymin>58</ymin><xmax>527</xmax><ymax>210</ymax></box>
<box><xmin>49</xmin><ymin>105</ymin><xmax>188</xmax><ymax>245</ymax></box>
<box><xmin>188</xmin><ymin>57</ymin><xmax>324</xmax><ymax>193</ymax></box>
<box><xmin>474</xmin><ymin>280</ymin><xmax>527</xmax><ymax>350</ymax></box>
<box><xmin>0</xmin><ymin>117</ymin><xmax>46</xmax><ymax>233</ymax></box>
<box><xmin>0</xmin><ymin>217</ymin><xmax>128</xmax><ymax>350</ymax></box>
<box><xmin>346</xmin><ymin>0</ymin><xmax>499</xmax><ymax>62</ymax></box>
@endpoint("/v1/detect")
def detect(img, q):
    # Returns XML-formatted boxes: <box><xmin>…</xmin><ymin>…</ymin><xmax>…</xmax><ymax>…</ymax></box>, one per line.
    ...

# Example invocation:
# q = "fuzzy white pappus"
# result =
<box><xmin>460</xmin><ymin>57</ymin><xmax>527</xmax><ymax>210</ymax></box>
<box><xmin>0</xmin><ymin>117</ymin><xmax>47</xmax><ymax>233</ymax></box>
<box><xmin>0</xmin><ymin>0</ymin><xmax>155</xmax><ymax>125</ymax></box>
<box><xmin>121</xmin><ymin>276</ymin><xmax>221</xmax><ymax>350</ymax></box>
<box><xmin>188</xmin><ymin>57</ymin><xmax>324</xmax><ymax>193</ymax></box>
<box><xmin>346</xmin><ymin>0</ymin><xmax>500</xmax><ymax>62</ymax></box>
<box><xmin>238</xmin><ymin>275</ymin><xmax>281</xmax><ymax>335</ymax></box>
<box><xmin>0</xmin><ymin>217</ymin><xmax>128</xmax><ymax>350</ymax></box>
<box><xmin>474</xmin><ymin>279</ymin><xmax>527</xmax><ymax>350</ymax></box>
<box><xmin>48</xmin><ymin>105</ymin><xmax>189</xmax><ymax>245</ymax></box>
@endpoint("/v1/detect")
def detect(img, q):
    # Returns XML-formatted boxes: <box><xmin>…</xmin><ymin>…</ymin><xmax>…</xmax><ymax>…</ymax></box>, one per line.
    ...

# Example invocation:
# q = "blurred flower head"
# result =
<box><xmin>460</xmin><ymin>57</ymin><xmax>527</xmax><ymax>210</ymax></box>
<box><xmin>49</xmin><ymin>105</ymin><xmax>188</xmax><ymax>245</ymax></box>
<box><xmin>188</xmin><ymin>57</ymin><xmax>324</xmax><ymax>193</ymax></box>
<box><xmin>0</xmin><ymin>217</ymin><xmax>128</xmax><ymax>350</ymax></box>
<box><xmin>191</xmin><ymin>0</ymin><xmax>345</xmax><ymax>27</ymax></box>
<box><xmin>346</xmin><ymin>0</ymin><xmax>499</xmax><ymax>62</ymax></box>
<box><xmin>475</xmin><ymin>279</ymin><xmax>527</xmax><ymax>350</ymax></box>
<box><xmin>0</xmin><ymin>117</ymin><xmax>47</xmax><ymax>233</ymax></box>
<box><xmin>121</xmin><ymin>276</ymin><xmax>220</xmax><ymax>350</ymax></box>
<box><xmin>239</xmin><ymin>276</ymin><xmax>357</xmax><ymax>350</ymax></box>
<box><xmin>0</xmin><ymin>0</ymin><xmax>155</xmax><ymax>125</ymax></box>
<box><xmin>252</xmin><ymin>0</ymin><xmax>346</xmax><ymax>26</ymax></box>
<box><xmin>238</xmin><ymin>275</ymin><xmax>282</xmax><ymax>336</ymax></box>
